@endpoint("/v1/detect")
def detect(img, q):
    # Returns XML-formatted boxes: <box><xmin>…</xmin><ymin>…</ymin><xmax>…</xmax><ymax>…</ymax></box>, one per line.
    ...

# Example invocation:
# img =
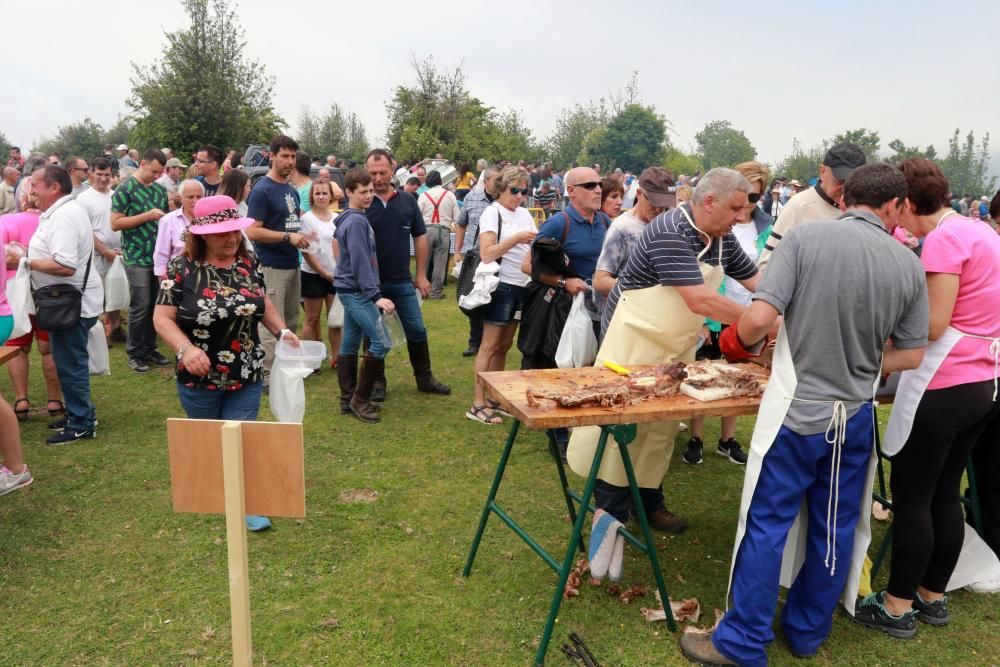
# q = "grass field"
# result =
<box><xmin>1</xmin><ymin>285</ymin><xmax>998</xmax><ymax>666</ymax></box>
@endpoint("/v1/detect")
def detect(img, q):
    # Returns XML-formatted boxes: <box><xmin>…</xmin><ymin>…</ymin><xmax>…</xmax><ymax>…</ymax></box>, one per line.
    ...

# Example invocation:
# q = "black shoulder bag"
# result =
<box><xmin>32</xmin><ymin>252</ymin><xmax>93</xmax><ymax>331</ymax></box>
<box><xmin>456</xmin><ymin>207</ymin><xmax>502</xmax><ymax>314</ymax></box>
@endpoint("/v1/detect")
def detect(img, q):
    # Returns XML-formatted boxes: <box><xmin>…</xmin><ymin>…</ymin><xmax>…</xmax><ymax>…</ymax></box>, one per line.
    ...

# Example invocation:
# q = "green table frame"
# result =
<box><xmin>463</xmin><ymin>418</ymin><xmax>676</xmax><ymax>665</ymax></box>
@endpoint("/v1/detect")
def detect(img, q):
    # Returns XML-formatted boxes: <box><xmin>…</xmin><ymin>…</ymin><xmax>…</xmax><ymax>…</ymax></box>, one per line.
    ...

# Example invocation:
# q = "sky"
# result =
<box><xmin>6</xmin><ymin>0</ymin><xmax>1000</xmax><ymax>169</ymax></box>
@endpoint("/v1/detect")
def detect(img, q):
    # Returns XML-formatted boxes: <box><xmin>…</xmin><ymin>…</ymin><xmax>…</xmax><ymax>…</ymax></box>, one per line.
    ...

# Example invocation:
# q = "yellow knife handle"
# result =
<box><xmin>603</xmin><ymin>361</ymin><xmax>630</xmax><ymax>375</ymax></box>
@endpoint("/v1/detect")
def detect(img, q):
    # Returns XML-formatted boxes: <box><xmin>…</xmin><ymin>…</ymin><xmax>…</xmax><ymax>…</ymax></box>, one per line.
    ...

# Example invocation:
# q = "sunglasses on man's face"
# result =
<box><xmin>509</xmin><ymin>187</ymin><xmax>528</xmax><ymax>195</ymax></box>
<box><xmin>572</xmin><ymin>181</ymin><xmax>601</xmax><ymax>191</ymax></box>
<box><xmin>747</xmin><ymin>192</ymin><xmax>761</xmax><ymax>204</ymax></box>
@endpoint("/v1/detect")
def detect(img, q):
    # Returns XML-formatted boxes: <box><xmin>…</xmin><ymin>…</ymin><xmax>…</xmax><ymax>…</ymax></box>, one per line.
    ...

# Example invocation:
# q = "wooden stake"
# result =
<box><xmin>221</xmin><ymin>421</ymin><xmax>253</xmax><ymax>666</ymax></box>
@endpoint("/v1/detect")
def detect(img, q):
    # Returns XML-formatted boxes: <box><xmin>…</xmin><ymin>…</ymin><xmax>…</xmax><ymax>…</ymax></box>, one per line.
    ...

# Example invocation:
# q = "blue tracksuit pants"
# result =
<box><xmin>712</xmin><ymin>404</ymin><xmax>873</xmax><ymax>666</ymax></box>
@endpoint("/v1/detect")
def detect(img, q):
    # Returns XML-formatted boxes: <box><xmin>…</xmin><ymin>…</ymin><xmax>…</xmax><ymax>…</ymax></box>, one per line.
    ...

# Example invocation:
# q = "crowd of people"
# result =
<box><xmin>2</xmin><ymin>135</ymin><xmax>1000</xmax><ymax>664</ymax></box>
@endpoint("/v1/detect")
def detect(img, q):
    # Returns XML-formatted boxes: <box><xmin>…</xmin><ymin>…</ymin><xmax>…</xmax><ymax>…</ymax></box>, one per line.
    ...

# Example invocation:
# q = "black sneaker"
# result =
<box><xmin>462</xmin><ymin>346</ymin><xmax>479</xmax><ymax>357</ymax></box>
<box><xmin>718</xmin><ymin>438</ymin><xmax>748</xmax><ymax>465</ymax></box>
<box><xmin>913</xmin><ymin>593</ymin><xmax>948</xmax><ymax>626</ymax></box>
<box><xmin>683</xmin><ymin>437</ymin><xmax>703</xmax><ymax>465</ymax></box>
<box><xmin>128</xmin><ymin>357</ymin><xmax>151</xmax><ymax>373</ymax></box>
<box><xmin>47</xmin><ymin>428</ymin><xmax>96</xmax><ymax>446</ymax></box>
<box><xmin>853</xmin><ymin>591</ymin><xmax>917</xmax><ymax>639</ymax></box>
<box><xmin>145</xmin><ymin>350</ymin><xmax>172</xmax><ymax>366</ymax></box>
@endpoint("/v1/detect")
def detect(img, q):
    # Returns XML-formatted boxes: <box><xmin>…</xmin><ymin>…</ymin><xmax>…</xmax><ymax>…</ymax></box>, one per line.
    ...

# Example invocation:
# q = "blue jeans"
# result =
<box><xmin>125</xmin><ymin>264</ymin><xmax>158</xmax><ymax>360</ymax></box>
<box><xmin>339</xmin><ymin>292</ymin><xmax>390</xmax><ymax>359</ymax></box>
<box><xmin>379</xmin><ymin>281</ymin><xmax>426</xmax><ymax>343</ymax></box>
<box><xmin>177</xmin><ymin>381</ymin><xmax>263</xmax><ymax>420</ymax></box>
<box><xmin>49</xmin><ymin>316</ymin><xmax>98</xmax><ymax>431</ymax></box>
<box><xmin>713</xmin><ymin>404</ymin><xmax>874</xmax><ymax>665</ymax></box>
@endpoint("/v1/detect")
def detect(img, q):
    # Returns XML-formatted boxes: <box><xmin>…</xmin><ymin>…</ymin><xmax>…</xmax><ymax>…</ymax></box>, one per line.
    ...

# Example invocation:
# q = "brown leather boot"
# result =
<box><xmin>647</xmin><ymin>508</ymin><xmax>688</xmax><ymax>534</ymax></box>
<box><xmin>407</xmin><ymin>340</ymin><xmax>451</xmax><ymax>395</ymax></box>
<box><xmin>337</xmin><ymin>354</ymin><xmax>358</xmax><ymax>414</ymax></box>
<box><xmin>350</xmin><ymin>356</ymin><xmax>384</xmax><ymax>423</ymax></box>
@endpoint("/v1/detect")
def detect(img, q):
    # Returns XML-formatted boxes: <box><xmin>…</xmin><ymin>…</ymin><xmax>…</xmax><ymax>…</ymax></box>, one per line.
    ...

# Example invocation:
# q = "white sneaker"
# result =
<box><xmin>0</xmin><ymin>465</ymin><xmax>33</xmax><ymax>496</ymax></box>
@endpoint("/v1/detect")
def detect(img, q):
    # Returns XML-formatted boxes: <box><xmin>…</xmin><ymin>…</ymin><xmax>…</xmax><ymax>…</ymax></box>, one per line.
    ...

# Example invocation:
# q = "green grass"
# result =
<box><xmin>1</xmin><ymin>288</ymin><xmax>998</xmax><ymax>666</ymax></box>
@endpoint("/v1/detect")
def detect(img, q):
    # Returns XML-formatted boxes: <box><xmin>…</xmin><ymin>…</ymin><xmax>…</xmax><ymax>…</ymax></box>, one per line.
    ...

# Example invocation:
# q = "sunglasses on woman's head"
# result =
<box><xmin>747</xmin><ymin>192</ymin><xmax>761</xmax><ymax>204</ymax></box>
<box><xmin>509</xmin><ymin>187</ymin><xmax>527</xmax><ymax>195</ymax></box>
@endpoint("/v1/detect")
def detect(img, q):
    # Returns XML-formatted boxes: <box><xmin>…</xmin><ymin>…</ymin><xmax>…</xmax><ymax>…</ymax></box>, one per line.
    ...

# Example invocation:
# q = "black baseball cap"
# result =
<box><xmin>823</xmin><ymin>143</ymin><xmax>867</xmax><ymax>181</ymax></box>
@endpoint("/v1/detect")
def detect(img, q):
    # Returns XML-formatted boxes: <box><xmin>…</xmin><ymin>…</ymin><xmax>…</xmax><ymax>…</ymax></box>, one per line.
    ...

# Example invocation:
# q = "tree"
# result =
<box><xmin>940</xmin><ymin>128</ymin><xmax>996</xmax><ymax>197</ymax></box>
<box><xmin>102</xmin><ymin>115</ymin><xmax>135</xmax><ymax>149</ymax></box>
<box><xmin>385</xmin><ymin>56</ymin><xmax>538</xmax><ymax>164</ymax></box>
<box><xmin>694</xmin><ymin>120</ymin><xmax>756</xmax><ymax>170</ymax></box>
<box><xmin>0</xmin><ymin>130</ymin><xmax>10</xmax><ymax>158</ymax></box>
<box><xmin>583</xmin><ymin>104</ymin><xmax>667</xmax><ymax>173</ymax></box>
<box><xmin>128</xmin><ymin>0</ymin><xmax>284</xmax><ymax>158</ymax></box>
<box><xmin>831</xmin><ymin>128</ymin><xmax>881</xmax><ymax>162</ymax></box>
<box><xmin>32</xmin><ymin>118</ymin><xmax>106</xmax><ymax>159</ymax></box>
<box><xmin>776</xmin><ymin>138</ymin><xmax>827</xmax><ymax>183</ymax></box>
<box><xmin>886</xmin><ymin>139</ymin><xmax>937</xmax><ymax>162</ymax></box>
<box><xmin>663</xmin><ymin>147</ymin><xmax>703</xmax><ymax>178</ymax></box>
<box><xmin>296</xmin><ymin>105</ymin><xmax>370</xmax><ymax>164</ymax></box>
<box><xmin>544</xmin><ymin>101</ymin><xmax>609</xmax><ymax>169</ymax></box>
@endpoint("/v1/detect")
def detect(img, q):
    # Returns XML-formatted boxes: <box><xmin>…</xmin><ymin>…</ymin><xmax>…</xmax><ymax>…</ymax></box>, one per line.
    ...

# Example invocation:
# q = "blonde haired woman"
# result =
<box><xmin>466</xmin><ymin>166</ymin><xmax>538</xmax><ymax>424</ymax></box>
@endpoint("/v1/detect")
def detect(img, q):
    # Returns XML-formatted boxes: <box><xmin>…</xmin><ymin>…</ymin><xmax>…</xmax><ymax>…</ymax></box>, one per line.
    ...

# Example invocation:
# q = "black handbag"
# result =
<box><xmin>32</xmin><ymin>253</ymin><xmax>93</xmax><ymax>331</ymax></box>
<box><xmin>456</xmin><ymin>209</ymin><xmax>502</xmax><ymax>316</ymax></box>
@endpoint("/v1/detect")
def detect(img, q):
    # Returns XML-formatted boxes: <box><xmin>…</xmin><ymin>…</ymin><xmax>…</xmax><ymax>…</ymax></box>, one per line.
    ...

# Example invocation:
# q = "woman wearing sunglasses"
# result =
<box><xmin>466</xmin><ymin>166</ymin><xmax>538</xmax><ymax>425</ymax></box>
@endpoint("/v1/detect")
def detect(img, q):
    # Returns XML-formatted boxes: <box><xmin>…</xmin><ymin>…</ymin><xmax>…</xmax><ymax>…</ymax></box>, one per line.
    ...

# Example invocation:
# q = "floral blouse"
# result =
<box><xmin>157</xmin><ymin>254</ymin><xmax>267</xmax><ymax>391</ymax></box>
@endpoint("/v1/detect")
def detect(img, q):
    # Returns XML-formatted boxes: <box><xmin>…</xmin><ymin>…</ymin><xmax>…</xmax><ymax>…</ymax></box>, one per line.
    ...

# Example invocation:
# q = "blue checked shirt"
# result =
<box><xmin>457</xmin><ymin>186</ymin><xmax>493</xmax><ymax>253</ymax></box>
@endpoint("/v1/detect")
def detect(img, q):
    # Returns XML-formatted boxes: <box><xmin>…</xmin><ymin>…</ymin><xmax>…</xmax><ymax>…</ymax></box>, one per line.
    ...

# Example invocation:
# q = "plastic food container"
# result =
<box><xmin>379</xmin><ymin>312</ymin><xmax>406</xmax><ymax>349</ymax></box>
<box><xmin>275</xmin><ymin>338</ymin><xmax>327</xmax><ymax>369</ymax></box>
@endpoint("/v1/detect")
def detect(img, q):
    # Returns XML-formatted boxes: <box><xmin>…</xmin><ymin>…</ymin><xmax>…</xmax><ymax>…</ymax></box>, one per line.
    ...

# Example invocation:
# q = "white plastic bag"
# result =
<box><xmin>327</xmin><ymin>294</ymin><xmax>344</xmax><ymax>328</ymax></box>
<box><xmin>103</xmin><ymin>256</ymin><xmax>130</xmax><ymax>311</ymax></box>
<box><xmin>378</xmin><ymin>311</ymin><xmax>407</xmax><ymax>349</ymax></box>
<box><xmin>555</xmin><ymin>292</ymin><xmax>598</xmax><ymax>369</ymax></box>
<box><xmin>451</xmin><ymin>260</ymin><xmax>462</xmax><ymax>279</ymax></box>
<box><xmin>457</xmin><ymin>261</ymin><xmax>500</xmax><ymax>310</ymax></box>
<box><xmin>87</xmin><ymin>321</ymin><xmax>110</xmax><ymax>375</ymax></box>
<box><xmin>6</xmin><ymin>257</ymin><xmax>34</xmax><ymax>339</ymax></box>
<box><xmin>268</xmin><ymin>338</ymin><xmax>324</xmax><ymax>422</ymax></box>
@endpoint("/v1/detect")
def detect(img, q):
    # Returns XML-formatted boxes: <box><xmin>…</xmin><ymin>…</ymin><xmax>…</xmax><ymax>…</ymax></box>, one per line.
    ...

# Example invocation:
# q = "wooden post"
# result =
<box><xmin>221</xmin><ymin>421</ymin><xmax>253</xmax><ymax>666</ymax></box>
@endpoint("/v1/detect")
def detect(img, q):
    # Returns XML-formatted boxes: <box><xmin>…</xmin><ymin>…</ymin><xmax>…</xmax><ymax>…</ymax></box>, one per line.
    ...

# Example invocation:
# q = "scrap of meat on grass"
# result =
<box><xmin>525</xmin><ymin>362</ymin><xmax>687</xmax><ymax>409</ymax></box>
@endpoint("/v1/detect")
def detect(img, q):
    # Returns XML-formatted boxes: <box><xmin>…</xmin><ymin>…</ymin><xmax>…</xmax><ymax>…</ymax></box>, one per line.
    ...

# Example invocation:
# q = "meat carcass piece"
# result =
<box><xmin>681</xmin><ymin>362</ymin><xmax>763</xmax><ymax>400</ymax></box>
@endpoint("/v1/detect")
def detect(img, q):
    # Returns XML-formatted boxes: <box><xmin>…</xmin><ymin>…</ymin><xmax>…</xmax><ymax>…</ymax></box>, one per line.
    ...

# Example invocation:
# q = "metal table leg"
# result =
<box><xmin>463</xmin><ymin>420</ymin><xmax>521</xmax><ymax>577</ymax></box>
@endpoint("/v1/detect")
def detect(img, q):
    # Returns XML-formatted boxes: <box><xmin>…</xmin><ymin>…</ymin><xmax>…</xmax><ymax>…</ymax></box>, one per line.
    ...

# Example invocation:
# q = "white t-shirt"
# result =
<box><xmin>76</xmin><ymin>187</ymin><xmax>118</xmax><ymax>250</ymax></box>
<box><xmin>28</xmin><ymin>196</ymin><xmax>104</xmax><ymax>318</ymax></box>
<box><xmin>299</xmin><ymin>210</ymin><xmax>337</xmax><ymax>275</ymax></box>
<box><xmin>478</xmin><ymin>202</ymin><xmax>535</xmax><ymax>287</ymax></box>
<box><xmin>723</xmin><ymin>221</ymin><xmax>759</xmax><ymax>306</ymax></box>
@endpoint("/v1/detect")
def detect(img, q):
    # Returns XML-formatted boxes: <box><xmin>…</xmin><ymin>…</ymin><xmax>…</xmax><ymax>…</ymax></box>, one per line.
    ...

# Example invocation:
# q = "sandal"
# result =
<box><xmin>486</xmin><ymin>398</ymin><xmax>513</xmax><ymax>418</ymax></box>
<box><xmin>13</xmin><ymin>398</ymin><xmax>30</xmax><ymax>422</ymax></box>
<box><xmin>46</xmin><ymin>400</ymin><xmax>66</xmax><ymax>417</ymax></box>
<box><xmin>465</xmin><ymin>404</ymin><xmax>502</xmax><ymax>425</ymax></box>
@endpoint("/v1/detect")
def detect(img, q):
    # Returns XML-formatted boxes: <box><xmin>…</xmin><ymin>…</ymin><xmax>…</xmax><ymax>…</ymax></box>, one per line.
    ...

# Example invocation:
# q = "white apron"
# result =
<box><xmin>567</xmin><ymin>219</ymin><xmax>724</xmax><ymax>487</ymax></box>
<box><xmin>726</xmin><ymin>323</ymin><xmax>879</xmax><ymax>615</ymax></box>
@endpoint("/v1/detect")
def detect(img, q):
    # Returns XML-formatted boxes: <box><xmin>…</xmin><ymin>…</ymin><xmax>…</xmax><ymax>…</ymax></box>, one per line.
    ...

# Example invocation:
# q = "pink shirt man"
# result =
<box><xmin>153</xmin><ymin>208</ymin><xmax>191</xmax><ymax>277</ymax></box>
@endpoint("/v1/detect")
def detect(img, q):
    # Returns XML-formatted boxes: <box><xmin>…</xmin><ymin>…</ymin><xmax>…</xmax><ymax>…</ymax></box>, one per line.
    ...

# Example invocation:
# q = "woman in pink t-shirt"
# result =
<box><xmin>0</xmin><ymin>212</ymin><xmax>64</xmax><ymax>423</ymax></box>
<box><xmin>870</xmin><ymin>159</ymin><xmax>1000</xmax><ymax>630</ymax></box>
<box><xmin>0</xmin><ymin>238</ymin><xmax>32</xmax><ymax>496</ymax></box>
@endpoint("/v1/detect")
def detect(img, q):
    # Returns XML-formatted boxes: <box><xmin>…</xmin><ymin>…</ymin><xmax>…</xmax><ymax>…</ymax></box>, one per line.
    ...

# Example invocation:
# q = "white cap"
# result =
<box><xmin>117</xmin><ymin>144</ymin><xmax>128</xmax><ymax>151</ymax></box>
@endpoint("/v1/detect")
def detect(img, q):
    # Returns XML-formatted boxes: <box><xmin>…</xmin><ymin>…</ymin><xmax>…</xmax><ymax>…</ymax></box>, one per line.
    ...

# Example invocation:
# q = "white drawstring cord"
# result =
<box><xmin>786</xmin><ymin>398</ymin><xmax>848</xmax><ymax>576</ymax></box>
<box><xmin>989</xmin><ymin>340</ymin><xmax>1000</xmax><ymax>401</ymax></box>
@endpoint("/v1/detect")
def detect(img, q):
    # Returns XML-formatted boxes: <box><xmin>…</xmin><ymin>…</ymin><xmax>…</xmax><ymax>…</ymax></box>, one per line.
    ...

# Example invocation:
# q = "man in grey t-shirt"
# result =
<box><xmin>681</xmin><ymin>163</ymin><xmax>929</xmax><ymax>666</ymax></box>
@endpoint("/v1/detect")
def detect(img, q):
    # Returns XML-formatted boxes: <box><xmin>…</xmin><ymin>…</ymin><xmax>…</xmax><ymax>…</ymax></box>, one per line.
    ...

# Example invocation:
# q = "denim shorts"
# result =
<box><xmin>483</xmin><ymin>282</ymin><xmax>525</xmax><ymax>325</ymax></box>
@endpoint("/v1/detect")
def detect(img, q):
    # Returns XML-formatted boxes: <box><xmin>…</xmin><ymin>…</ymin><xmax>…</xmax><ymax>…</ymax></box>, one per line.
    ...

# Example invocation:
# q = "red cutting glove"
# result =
<box><xmin>719</xmin><ymin>325</ymin><xmax>767</xmax><ymax>363</ymax></box>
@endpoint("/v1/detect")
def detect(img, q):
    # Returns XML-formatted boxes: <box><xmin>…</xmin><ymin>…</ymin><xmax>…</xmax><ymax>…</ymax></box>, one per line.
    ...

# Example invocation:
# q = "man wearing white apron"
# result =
<box><xmin>680</xmin><ymin>163</ymin><xmax>929</xmax><ymax>666</ymax></box>
<box><xmin>567</xmin><ymin>168</ymin><xmax>761</xmax><ymax>533</ymax></box>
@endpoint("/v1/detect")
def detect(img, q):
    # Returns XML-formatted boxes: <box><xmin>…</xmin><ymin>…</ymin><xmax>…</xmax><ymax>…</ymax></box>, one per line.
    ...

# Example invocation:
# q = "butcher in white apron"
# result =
<box><xmin>855</xmin><ymin>164</ymin><xmax>1000</xmax><ymax>638</ymax></box>
<box><xmin>680</xmin><ymin>164</ymin><xmax>929</xmax><ymax>667</ymax></box>
<box><xmin>568</xmin><ymin>168</ymin><xmax>762</xmax><ymax>533</ymax></box>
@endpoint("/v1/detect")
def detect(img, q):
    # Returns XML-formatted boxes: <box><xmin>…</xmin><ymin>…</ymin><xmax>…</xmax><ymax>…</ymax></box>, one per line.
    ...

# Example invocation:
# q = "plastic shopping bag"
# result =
<box><xmin>555</xmin><ymin>292</ymin><xmax>598</xmax><ymax>369</ymax></box>
<box><xmin>87</xmin><ymin>321</ymin><xmax>110</xmax><ymax>375</ymax></box>
<box><xmin>378</xmin><ymin>311</ymin><xmax>406</xmax><ymax>350</ymax></box>
<box><xmin>268</xmin><ymin>358</ymin><xmax>312</xmax><ymax>423</ymax></box>
<box><xmin>327</xmin><ymin>294</ymin><xmax>344</xmax><ymax>328</ymax></box>
<box><xmin>7</xmin><ymin>257</ymin><xmax>34</xmax><ymax>339</ymax></box>
<box><xmin>103</xmin><ymin>256</ymin><xmax>130</xmax><ymax>311</ymax></box>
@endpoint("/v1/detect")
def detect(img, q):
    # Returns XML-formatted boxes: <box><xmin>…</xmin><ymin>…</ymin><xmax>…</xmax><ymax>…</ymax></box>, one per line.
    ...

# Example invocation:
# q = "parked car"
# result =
<box><xmin>240</xmin><ymin>144</ymin><xmax>346</xmax><ymax>205</ymax></box>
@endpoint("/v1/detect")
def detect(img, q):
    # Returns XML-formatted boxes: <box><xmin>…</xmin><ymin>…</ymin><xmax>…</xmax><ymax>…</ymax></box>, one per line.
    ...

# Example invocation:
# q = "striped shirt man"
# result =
<box><xmin>603</xmin><ymin>204</ymin><xmax>758</xmax><ymax>335</ymax></box>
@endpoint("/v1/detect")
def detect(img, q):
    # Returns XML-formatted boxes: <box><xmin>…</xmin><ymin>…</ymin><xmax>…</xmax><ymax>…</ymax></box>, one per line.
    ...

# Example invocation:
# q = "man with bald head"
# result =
<box><xmin>0</xmin><ymin>167</ymin><xmax>19</xmax><ymax>214</ymax></box>
<box><xmin>519</xmin><ymin>166</ymin><xmax>611</xmax><ymax>459</ymax></box>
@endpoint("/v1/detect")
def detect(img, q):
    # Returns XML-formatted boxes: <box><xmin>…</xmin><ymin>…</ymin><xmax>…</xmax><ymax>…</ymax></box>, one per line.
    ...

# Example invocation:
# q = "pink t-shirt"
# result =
<box><xmin>921</xmin><ymin>215</ymin><xmax>1000</xmax><ymax>389</ymax></box>
<box><xmin>1</xmin><ymin>212</ymin><xmax>40</xmax><ymax>278</ymax></box>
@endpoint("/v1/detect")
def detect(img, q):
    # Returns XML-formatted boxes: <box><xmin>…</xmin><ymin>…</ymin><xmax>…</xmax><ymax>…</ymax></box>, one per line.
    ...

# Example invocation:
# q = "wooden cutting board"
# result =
<box><xmin>479</xmin><ymin>364</ymin><xmax>768</xmax><ymax>430</ymax></box>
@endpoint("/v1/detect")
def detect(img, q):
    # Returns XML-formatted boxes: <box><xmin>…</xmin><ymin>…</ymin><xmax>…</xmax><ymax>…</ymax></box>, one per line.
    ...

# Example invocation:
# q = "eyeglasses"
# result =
<box><xmin>196</xmin><ymin>159</ymin><xmax>213</xmax><ymax>165</ymax></box>
<box><xmin>747</xmin><ymin>192</ymin><xmax>761</xmax><ymax>204</ymax></box>
<box><xmin>509</xmin><ymin>187</ymin><xmax>528</xmax><ymax>195</ymax></box>
<box><xmin>572</xmin><ymin>182</ymin><xmax>601</xmax><ymax>190</ymax></box>
<box><xmin>71</xmin><ymin>166</ymin><xmax>90</xmax><ymax>173</ymax></box>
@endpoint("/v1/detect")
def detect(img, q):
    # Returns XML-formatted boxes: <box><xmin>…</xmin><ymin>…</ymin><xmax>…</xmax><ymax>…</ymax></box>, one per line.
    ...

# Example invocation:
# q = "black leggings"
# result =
<box><xmin>887</xmin><ymin>379</ymin><xmax>999</xmax><ymax>599</ymax></box>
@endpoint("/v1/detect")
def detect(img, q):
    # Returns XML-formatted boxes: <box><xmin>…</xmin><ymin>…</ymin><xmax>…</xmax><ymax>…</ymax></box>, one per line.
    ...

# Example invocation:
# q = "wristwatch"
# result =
<box><xmin>282</xmin><ymin>232</ymin><xmax>291</xmax><ymax>243</ymax></box>
<box><xmin>556</xmin><ymin>278</ymin><xmax>566</xmax><ymax>290</ymax></box>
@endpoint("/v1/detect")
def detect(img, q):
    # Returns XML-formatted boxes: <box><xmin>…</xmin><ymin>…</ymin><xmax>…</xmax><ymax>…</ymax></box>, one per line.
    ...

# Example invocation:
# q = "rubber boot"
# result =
<box><xmin>350</xmin><ymin>356</ymin><xmax>384</xmax><ymax>423</ymax></box>
<box><xmin>408</xmin><ymin>340</ymin><xmax>451</xmax><ymax>395</ymax></box>
<box><xmin>337</xmin><ymin>354</ymin><xmax>358</xmax><ymax>414</ymax></box>
<box><xmin>363</xmin><ymin>336</ymin><xmax>387</xmax><ymax>402</ymax></box>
